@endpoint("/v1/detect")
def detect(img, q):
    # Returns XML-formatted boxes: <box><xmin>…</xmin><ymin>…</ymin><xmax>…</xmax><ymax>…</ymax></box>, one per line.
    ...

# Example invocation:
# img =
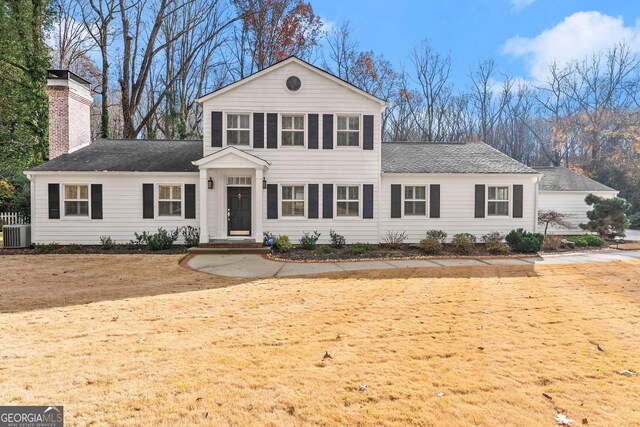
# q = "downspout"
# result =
<box><xmin>533</xmin><ymin>175</ymin><xmax>540</xmax><ymax>233</ymax></box>
<box><xmin>23</xmin><ymin>172</ymin><xmax>35</xmax><ymax>244</ymax></box>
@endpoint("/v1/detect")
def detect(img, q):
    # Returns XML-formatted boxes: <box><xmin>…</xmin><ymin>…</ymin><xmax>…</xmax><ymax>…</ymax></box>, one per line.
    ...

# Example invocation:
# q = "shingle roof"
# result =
<box><xmin>535</xmin><ymin>167</ymin><xmax>617</xmax><ymax>192</ymax></box>
<box><xmin>381</xmin><ymin>142</ymin><xmax>539</xmax><ymax>174</ymax></box>
<box><xmin>29</xmin><ymin>139</ymin><xmax>202</xmax><ymax>172</ymax></box>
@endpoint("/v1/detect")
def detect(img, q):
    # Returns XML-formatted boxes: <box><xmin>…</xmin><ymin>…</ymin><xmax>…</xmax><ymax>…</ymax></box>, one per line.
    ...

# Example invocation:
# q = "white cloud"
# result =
<box><xmin>502</xmin><ymin>11</ymin><xmax>640</xmax><ymax>81</ymax></box>
<box><xmin>319</xmin><ymin>16</ymin><xmax>337</xmax><ymax>34</ymax></box>
<box><xmin>511</xmin><ymin>0</ymin><xmax>536</xmax><ymax>12</ymax></box>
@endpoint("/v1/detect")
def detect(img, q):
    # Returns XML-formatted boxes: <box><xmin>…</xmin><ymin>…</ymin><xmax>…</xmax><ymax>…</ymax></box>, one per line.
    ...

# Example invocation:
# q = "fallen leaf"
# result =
<box><xmin>436</xmin><ymin>391</ymin><xmax>445</xmax><ymax>397</ymax></box>
<box><xmin>582</xmin><ymin>418</ymin><xmax>588</xmax><ymax>425</ymax></box>
<box><xmin>323</xmin><ymin>351</ymin><xmax>333</xmax><ymax>360</ymax></box>
<box><xmin>556</xmin><ymin>412</ymin><xmax>573</xmax><ymax>426</ymax></box>
<box><xmin>358</xmin><ymin>384</ymin><xmax>367</xmax><ymax>391</ymax></box>
<box><xmin>618</xmin><ymin>369</ymin><xmax>637</xmax><ymax>377</ymax></box>
<box><xmin>543</xmin><ymin>393</ymin><xmax>553</xmax><ymax>400</ymax></box>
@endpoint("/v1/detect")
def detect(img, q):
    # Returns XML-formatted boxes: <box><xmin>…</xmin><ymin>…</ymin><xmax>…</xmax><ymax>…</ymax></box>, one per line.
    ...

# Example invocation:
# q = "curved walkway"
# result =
<box><xmin>186</xmin><ymin>249</ymin><xmax>640</xmax><ymax>278</ymax></box>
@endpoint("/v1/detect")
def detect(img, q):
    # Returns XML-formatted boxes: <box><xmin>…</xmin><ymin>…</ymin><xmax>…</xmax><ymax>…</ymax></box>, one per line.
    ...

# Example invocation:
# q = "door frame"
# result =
<box><xmin>227</xmin><ymin>186</ymin><xmax>252</xmax><ymax>237</ymax></box>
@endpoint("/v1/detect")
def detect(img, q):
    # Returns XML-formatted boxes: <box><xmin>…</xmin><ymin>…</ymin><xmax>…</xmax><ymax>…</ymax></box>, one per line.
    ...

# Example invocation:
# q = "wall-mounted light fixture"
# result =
<box><xmin>208</xmin><ymin>177</ymin><xmax>214</xmax><ymax>190</ymax></box>
<box><xmin>262</xmin><ymin>177</ymin><xmax>267</xmax><ymax>189</ymax></box>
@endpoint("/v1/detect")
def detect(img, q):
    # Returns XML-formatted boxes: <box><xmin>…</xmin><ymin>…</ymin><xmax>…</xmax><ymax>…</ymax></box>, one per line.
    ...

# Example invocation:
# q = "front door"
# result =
<box><xmin>227</xmin><ymin>187</ymin><xmax>251</xmax><ymax>236</ymax></box>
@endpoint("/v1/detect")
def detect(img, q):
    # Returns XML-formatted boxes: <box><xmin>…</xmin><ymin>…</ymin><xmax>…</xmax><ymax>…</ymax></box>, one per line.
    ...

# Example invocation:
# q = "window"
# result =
<box><xmin>281</xmin><ymin>185</ymin><xmax>305</xmax><ymax>217</ymax></box>
<box><xmin>337</xmin><ymin>185</ymin><xmax>359</xmax><ymax>217</ymax></box>
<box><xmin>337</xmin><ymin>115</ymin><xmax>360</xmax><ymax>147</ymax></box>
<box><xmin>404</xmin><ymin>186</ymin><xmax>426</xmax><ymax>216</ymax></box>
<box><xmin>281</xmin><ymin>115</ymin><xmax>305</xmax><ymax>146</ymax></box>
<box><xmin>488</xmin><ymin>186</ymin><xmax>509</xmax><ymax>216</ymax></box>
<box><xmin>158</xmin><ymin>184</ymin><xmax>182</xmax><ymax>216</ymax></box>
<box><xmin>227</xmin><ymin>177</ymin><xmax>251</xmax><ymax>186</ymax></box>
<box><xmin>226</xmin><ymin>113</ymin><xmax>250</xmax><ymax>146</ymax></box>
<box><xmin>64</xmin><ymin>184</ymin><xmax>89</xmax><ymax>216</ymax></box>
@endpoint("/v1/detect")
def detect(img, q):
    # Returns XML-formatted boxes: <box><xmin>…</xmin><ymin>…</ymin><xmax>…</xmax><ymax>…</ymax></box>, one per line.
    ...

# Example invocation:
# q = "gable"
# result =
<box><xmin>199</xmin><ymin>59</ymin><xmax>385</xmax><ymax>112</ymax></box>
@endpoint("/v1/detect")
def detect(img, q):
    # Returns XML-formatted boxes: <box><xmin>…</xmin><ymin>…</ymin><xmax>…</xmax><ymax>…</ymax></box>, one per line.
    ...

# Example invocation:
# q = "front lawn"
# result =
<box><xmin>1</xmin><ymin>255</ymin><xmax>639</xmax><ymax>425</ymax></box>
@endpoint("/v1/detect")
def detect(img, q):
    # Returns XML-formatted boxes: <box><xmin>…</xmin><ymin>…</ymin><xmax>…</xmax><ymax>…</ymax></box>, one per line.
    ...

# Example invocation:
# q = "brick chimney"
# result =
<box><xmin>46</xmin><ymin>70</ymin><xmax>93</xmax><ymax>159</ymax></box>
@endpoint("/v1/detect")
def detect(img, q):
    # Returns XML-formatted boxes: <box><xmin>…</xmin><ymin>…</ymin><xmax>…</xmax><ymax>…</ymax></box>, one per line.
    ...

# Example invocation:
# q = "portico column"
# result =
<box><xmin>199</xmin><ymin>168</ymin><xmax>208</xmax><ymax>244</ymax></box>
<box><xmin>254</xmin><ymin>167</ymin><xmax>264</xmax><ymax>243</ymax></box>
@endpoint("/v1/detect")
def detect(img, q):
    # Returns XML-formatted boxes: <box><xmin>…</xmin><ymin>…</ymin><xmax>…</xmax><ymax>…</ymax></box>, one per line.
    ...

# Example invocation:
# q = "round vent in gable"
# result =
<box><xmin>286</xmin><ymin>76</ymin><xmax>301</xmax><ymax>92</ymax></box>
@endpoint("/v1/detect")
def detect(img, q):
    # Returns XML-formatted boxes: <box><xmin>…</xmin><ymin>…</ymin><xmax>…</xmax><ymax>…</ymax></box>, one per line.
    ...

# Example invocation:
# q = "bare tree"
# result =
<box><xmin>50</xmin><ymin>0</ymin><xmax>97</xmax><ymax>70</ymax></box>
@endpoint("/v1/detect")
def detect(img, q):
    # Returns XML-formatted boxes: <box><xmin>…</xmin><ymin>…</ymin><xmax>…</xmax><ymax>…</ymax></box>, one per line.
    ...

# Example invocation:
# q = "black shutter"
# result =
<box><xmin>322</xmin><ymin>114</ymin><xmax>333</xmax><ymax>149</ymax></box>
<box><xmin>513</xmin><ymin>184</ymin><xmax>523</xmax><ymax>218</ymax></box>
<box><xmin>267</xmin><ymin>113</ymin><xmax>278</xmax><ymax>149</ymax></box>
<box><xmin>308</xmin><ymin>114</ymin><xmax>318</xmax><ymax>149</ymax></box>
<box><xmin>48</xmin><ymin>183</ymin><xmax>60</xmax><ymax>219</ymax></box>
<box><xmin>308</xmin><ymin>184</ymin><xmax>319</xmax><ymax>218</ymax></box>
<box><xmin>267</xmin><ymin>184</ymin><xmax>278</xmax><ymax>219</ymax></box>
<box><xmin>475</xmin><ymin>184</ymin><xmax>485</xmax><ymax>218</ymax></box>
<box><xmin>185</xmin><ymin>184</ymin><xmax>196</xmax><ymax>219</ymax></box>
<box><xmin>143</xmin><ymin>183</ymin><xmax>154</xmax><ymax>219</ymax></box>
<box><xmin>322</xmin><ymin>184</ymin><xmax>333</xmax><ymax>218</ymax></box>
<box><xmin>91</xmin><ymin>184</ymin><xmax>103</xmax><ymax>220</ymax></box>
<box><xmin>253</xmin><ymin>113</ymin><xmax>264</xmax><ymax>148</ymax></box>
<box><xmin>363</xmin><ymin>184</ymin><xmax>374</xmax><ymax>219</ymax></box>
<box><xmin>390</xmin><ymin>184</ymin><xmax>401</xmax><ymax>218</ymax></box>
<box><xmin>363</xmin><ymin>115</ymin><xmax>374</xmax><ymax>150</ymax></box>
<box><xmin>429</xmin><ymin>184</ymin><xmax>440</xmax><ymax>218</ymax></box>
<box><xmin>211</xmin><ymin>111</ymin><xmax>222</xmax><ymax>147</ymax></box>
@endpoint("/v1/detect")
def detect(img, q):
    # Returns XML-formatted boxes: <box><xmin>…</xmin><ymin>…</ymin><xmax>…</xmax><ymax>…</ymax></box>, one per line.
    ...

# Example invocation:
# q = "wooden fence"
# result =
<box><xmin>0</xmin><ymin>212</ymin><xmax>28</xmax><ymax>225</ymax></box>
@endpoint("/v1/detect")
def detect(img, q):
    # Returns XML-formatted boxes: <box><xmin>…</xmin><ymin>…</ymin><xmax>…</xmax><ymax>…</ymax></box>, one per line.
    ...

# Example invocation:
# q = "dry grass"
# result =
<box><xmin>1</xmin><ymin>255</ymin><xmax>639</xmax><ymax>426</ymax></box>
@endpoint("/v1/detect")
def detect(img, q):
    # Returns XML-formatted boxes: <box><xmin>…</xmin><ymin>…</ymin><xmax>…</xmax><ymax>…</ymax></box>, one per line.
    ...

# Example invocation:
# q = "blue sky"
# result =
<box><xmin>312</xmin><ymin>0</ymin><xmax>640</xmax><ymax>87</ymax></box>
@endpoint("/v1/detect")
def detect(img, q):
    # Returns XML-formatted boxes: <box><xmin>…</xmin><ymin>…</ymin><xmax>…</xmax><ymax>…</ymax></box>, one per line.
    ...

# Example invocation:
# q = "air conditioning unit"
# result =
<box><xmin>3</xmin><ymin>224</ymin><xmax>31</xmax><ymax>249</ymax></box>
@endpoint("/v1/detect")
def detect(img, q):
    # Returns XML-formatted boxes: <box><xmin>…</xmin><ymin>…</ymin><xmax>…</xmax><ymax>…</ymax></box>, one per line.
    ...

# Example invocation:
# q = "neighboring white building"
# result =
<box><xmin>27</xmin><ymin>57</ymin><xmax>592</xmax><ymax>245</ymax></box>
<box><xmin>536</xmin><ymin>167</ymin><xmax>618</xmax><ymax>235</ymax></box>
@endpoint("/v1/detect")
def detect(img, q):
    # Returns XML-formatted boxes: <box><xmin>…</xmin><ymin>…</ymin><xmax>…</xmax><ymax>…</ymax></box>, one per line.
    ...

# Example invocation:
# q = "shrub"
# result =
<box><xmin>629</xmin><ymin>212</ymin><xmax>640</xmax><ymax>230</ymax></box>
<box><xmin>542</xmin><ymin>235</ymin><xmax>563</xmax><ymax>251</ymax></box>
<box><xmin>263</xmin><ymin>232</ymin><xmax>275</xmax><ymax>247</ymax></box>
<box><xmin>451</xmin><ymin>233</ymin><xmax>476</xmax><ymax>255</ymax></box>
<box><xmin>100</xmin><ymin>236</ymin><xmax>116</xmax><ymax>250</ymax></box>
<box><xmin>127</xmin><ymin>233</ymin><xmax>146</xmax><ymax>249</ymax></box>
<box><xmin>299</xmin><ymin>231</ymin><xmax>321</xmax><ymax>250</ymax></box>
<box><xmin>181</xmin><ymin>226</ymin><xmax>200</xmax><ymax>247</ymax></box>
<box><xmin>34</xmin><ymin>242</ymin><xmax>59</xmax><ymax>253</ymax></box>
<box><xmin>567</xmin><ymin>234</ymin><xmax>604</xmax><ymax>247</ymax></box>
<box><xmin>318</xmin><ymin>246</ymin><xmax>336</xmax><ymax>255</ymax></box>
<box><xmin>419</xmin><ymin>238</ymin><xmax>443</xmax><ymax>255</ymax></box>
<box><xmin>481</xmin><ymin>232</ymin><xmax>504</xmax><ymax>244</ymax></box>
<box><xmin>348</xmin><ymin>243</ymin><xmax>374</xmax><ymax>256</ymax></box>
<box><xmin>134</xmin><ymin>228</ymin><xmax>180</xmax><ymax>251</ymax></box>
<box><xmin>506</xmin><ymin>228</ymin><xmax>544</xmax><ymax>253</ymax></box>
<box><xmin>538</xmin><ymin>210</ymin><xmax>573</xmax><ymax>235</ymax></box>
<box><xmin>274</xmin><ymin>235</ymin><xmax>293</xmax><ymax>253</ymax></box>
<box><xmin>380</xmin><ymin>231</ymin><xmax>407</xmax><ymax>249</ymax></box>
<box><xmin>485</xmin><ymin>240</ymin><xmax>510</xmax><ymax>255</ymax></box>
<box><xmin>581</xmin><ymin>194</ymin><xmax>630</xmax><ymax>237</ymax></box>
<box><xmin>425</xmin><ymin>229</ymin><xmax>447</xmax><ymax>243</ymax></box>
<box><xmin>388</xmin><ymin>250</ymin><xmax>405</xmax><ymax>258</ymax></box>
<box><xmin>329</xmin><ymin>229</ymin><xmax>346</xmax><ymax>248</ymax></box>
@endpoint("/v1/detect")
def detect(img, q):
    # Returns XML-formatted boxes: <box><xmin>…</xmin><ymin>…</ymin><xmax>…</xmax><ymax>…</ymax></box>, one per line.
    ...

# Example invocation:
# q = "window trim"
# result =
<box><xmin>62</xmin><ymin>183</ymin><xmax>91</xmax><ymax>219</ymax></box>
<box><xmin>157</xmin><ymin>183</ymin><xmax>184</xmax><ymax>218</ymax></box>
<box><xmin>223</xmin><ymin>112</ymin><xmax>252</xmax><ymax>147</ymax></box>
<box><xmin>334</xmin><ymin>113</ymin><xmax>362</xmax><ymax>149</ymax></box>
<box><xmin>278</xmin><ymin>113</ymin><xmax>307</xmax><ymax>149</ymax></box>
<box><xmin>486</xmin><ymin>185</ymin><xmax>511</xmax><ymax>218</ymax></box>
<box><xmin>402</xmin><ymin>185</ymin><xmax>428</xmax><ymax>217</ymax></box>
<box><xmin>280</xmin><ymin>183</ymin><xmax>307</xmax><ymax>219</ymax></box>
<box><xmin>335</xmin><ymin>183</ymin><xmax>361</xmax><ymax>219</ymax></box>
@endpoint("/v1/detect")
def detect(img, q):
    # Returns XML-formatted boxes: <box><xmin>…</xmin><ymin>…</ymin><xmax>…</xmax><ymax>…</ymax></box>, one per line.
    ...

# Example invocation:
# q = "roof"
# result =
<box><xmin>28</xmin><ymin>139</ymin><xmax>202</xmax><ymax>173</ymax></box>
<box><xmin>535</xmin><ymin>167</ymin><xmax>617</xmax><ymax>192</ymax></box>
<box><xmin>196</xmin><ymin>56</ymin><xmax>387</xmax><ymax>106</ymax></box>
<box><xmin>381</xmin><ymin>142</ymin><xmax>540</xmax><ymax>174</ymax></box>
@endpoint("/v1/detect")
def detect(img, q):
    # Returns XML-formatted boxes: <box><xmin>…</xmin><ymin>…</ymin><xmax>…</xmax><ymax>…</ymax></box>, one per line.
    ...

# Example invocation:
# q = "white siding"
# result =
<box><xmin>538</xmin><ymin>191</ymin><xmax>618</xmax><ymax>235</ymax></box>
<box><xmin>31</xmin><ymin>172</ymin><xmax>199</xmax><ymax>244</ymax></box>
<box><xmin>200</xmin><ymin>60</ymin><xmax>384</xmax><ymax>242</ymax></box>
<box><xmin>379</xmin><ymin>174</ymin><xmax>539</xmax><ymax>243</ymax></box>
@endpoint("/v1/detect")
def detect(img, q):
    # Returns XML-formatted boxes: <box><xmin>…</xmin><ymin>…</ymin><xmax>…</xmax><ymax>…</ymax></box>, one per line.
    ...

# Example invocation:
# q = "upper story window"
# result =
<box><xmin>227</xmin><ymin>113</ymin><xmax>250</xmax><ymax>146</ymax></box>
<box><xmin>64</xmin><ymin>184</ymin><xmax>89</xmax><ymax>216</ymax></box>
<box><xmin>337</xmin><ymin>185</ymin><xmax>359</xmax><ymax>217</ymax></box>
<box><xmin>281</xmin><ymin>114</ymin><xmax>305</xmax><ymax>147</ymax></box>
<box><xmin>158</xmin><ymin>184</ymin><xmax>182</xmax><ymax>216</ymax></box>
<box><xmin>488</xmin><ymin>186</ymin><xmax>509</xmax><ymax>216</ymax></box>
<box><xmin>404</xmin><ymin>186</ymin><xmax>426</xmax><ymax>216</ymax></box>
<box><xmin>281</xmin><ymin>185</ymin><xmax>305</xmax><ymax>217</ymax></box>
<box><xmin>337</xmin><ymin>115</ymin><xmax>360</xmax><ymax>147</ymax></box>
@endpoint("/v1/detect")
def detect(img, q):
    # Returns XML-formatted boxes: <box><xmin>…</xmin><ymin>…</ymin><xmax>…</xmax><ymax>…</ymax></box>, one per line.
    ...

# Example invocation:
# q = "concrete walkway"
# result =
<box><xmin>186</xmin><ymin>250</ymin><xmax>640</xmax><ymax>278</ymax></box>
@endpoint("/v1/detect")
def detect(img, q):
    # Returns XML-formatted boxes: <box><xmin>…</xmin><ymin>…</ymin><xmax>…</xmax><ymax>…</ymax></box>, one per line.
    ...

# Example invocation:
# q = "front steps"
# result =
<box><xmin>187</xmin><ymin>239</ymin><xmax>270</xmax><ymax>255</ymax></box>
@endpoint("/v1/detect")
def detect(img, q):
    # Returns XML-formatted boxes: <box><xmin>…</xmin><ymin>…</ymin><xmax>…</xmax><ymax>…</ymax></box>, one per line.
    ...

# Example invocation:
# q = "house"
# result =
<box><xmin>536</xmin><ymin>167</ymin><xmax>618</xmax><ymax>234</ymax></box>
<box><xmin>26</xmin><ymin>57</ymin><xmax>543</xmax><ymax>246</ymax></box>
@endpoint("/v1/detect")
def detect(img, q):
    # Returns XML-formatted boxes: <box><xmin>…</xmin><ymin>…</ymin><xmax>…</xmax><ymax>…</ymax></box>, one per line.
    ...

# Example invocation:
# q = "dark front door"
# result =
<box><xmin>227</xmin><ymin>187</ymin><xmax>251</xmax><ymax>236</ymax></box>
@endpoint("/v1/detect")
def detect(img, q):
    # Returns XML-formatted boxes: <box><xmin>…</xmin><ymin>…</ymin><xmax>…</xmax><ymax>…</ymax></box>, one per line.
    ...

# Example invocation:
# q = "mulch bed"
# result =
<box><xmin>0</xmin><ymin>245</ymin><xmax>188</xmax><ymax>256</ymax></box>
<box><xmin>270</xmin><ymin>243</ymin><xmax>611</xmax><ymax>262</ymax></box>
